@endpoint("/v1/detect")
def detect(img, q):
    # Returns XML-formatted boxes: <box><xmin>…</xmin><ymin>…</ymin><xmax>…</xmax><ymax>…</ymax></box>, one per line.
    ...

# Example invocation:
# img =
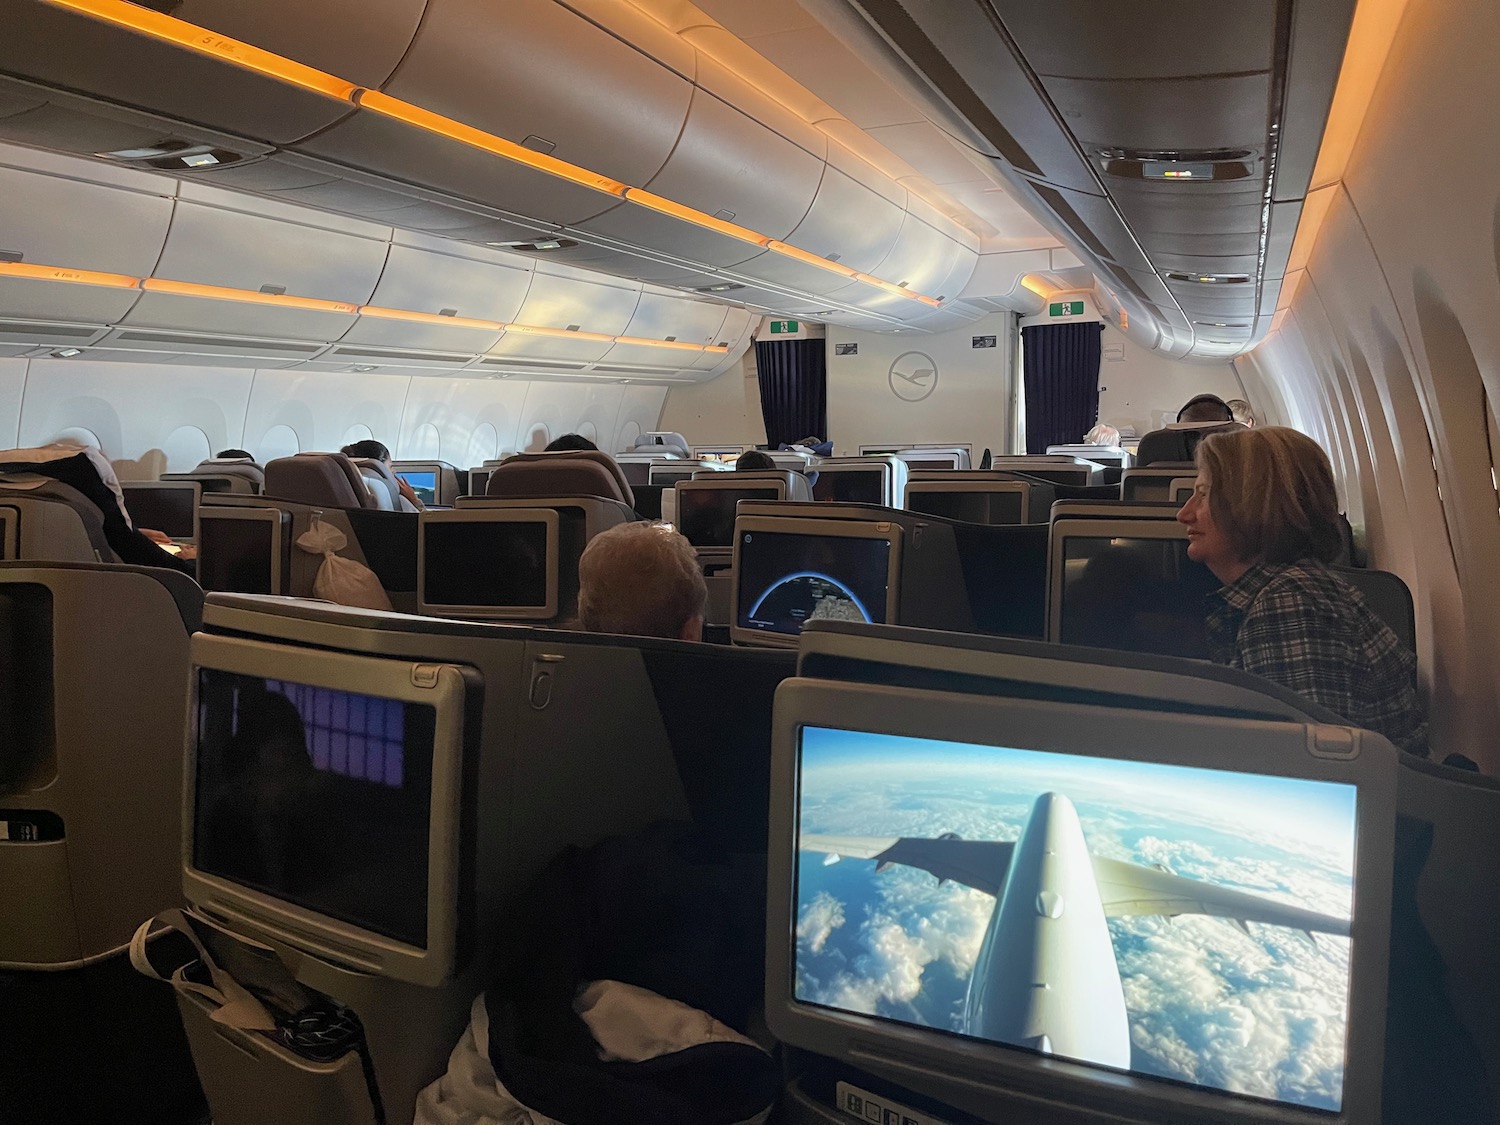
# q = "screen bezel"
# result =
<box><xmin>182</xmin><ymin>633</ymin><xmax>471</xmax><ymax>987</ymax></box>
<box><xmin>903</xmin><ymin>480</ymin><xmax>1029</xmax><ymax>524</ymax></box>
<box><xmin>1047</xmin><ymin>518</ymin><xmax>1197</xmax><ymax>644</ymax></box>
<box><xmin>730</xmin><ymin>515</ymin><xmax>903</xmax><ymax>649</ymax></box>
<box><xmin>1121</xmin><ymin>469</ymin><xmax>1194</xmax><ymax>502</ymax></box>
<box><xmin>0</xmin><ymin>505</ymin><xmax>16</xmax><ymax>560</ymax></box>
<box><xmin>811</xmin><ymin>463</ymin><xmax>892</xmax><ymax>507</ymax></box>
<box><xmin>1171</xmin><ymin>476</ymin><xmax>1197</xmax><ymax>503</ymax></box>
<box><xmin>676</xmin><ymin>477</ymin><xmax>791</xmax><ymax>548</ymax></box>
<box><xmin>466</xmin><ymin>467</ymin><xmax>492</xmax><ymax>497</ymax></box>
<box><xmin>417</xmin><ymin>507</ymin><xmax>559</xmax><ymax>620</ymax></box>
<box><xmin>391</xmin><ymin>461</ymin><xmax>453</xmax><ymax>505</ymax></box>
<box><xmin>766</xmin><ymin>678</ymin><xmax>1396</xmax><ymax>1125</ymax></box>
<box><xmin>196</xmin><ymin>507</ymin><xmax>287</xmax><ymax>595</ymax></box>
<box><xmin>122</xmin><ymin>480</ymin><xmax>201</xmax><ymax>542</ymax></box>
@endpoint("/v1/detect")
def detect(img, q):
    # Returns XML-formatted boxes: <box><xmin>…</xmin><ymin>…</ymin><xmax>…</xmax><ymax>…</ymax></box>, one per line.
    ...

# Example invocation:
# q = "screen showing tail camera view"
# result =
<box><xmin>794</xmin><ymin>728</ymin><xmax>1357</xmax><ymax>1113</ymax></box>
<box><xmin>193</xmin><ymin>670</ymin><xmax>436</xmax><ymax>947</ymax></box>
<box><xmin>738</xmin><ymin>530</ymin><xmax>891</xmax><ymax>636</ymax></box>
<box><xmin>397</xmin><ymin>470</ymin><xmax>437</xmax><ymax>506</ymax></box>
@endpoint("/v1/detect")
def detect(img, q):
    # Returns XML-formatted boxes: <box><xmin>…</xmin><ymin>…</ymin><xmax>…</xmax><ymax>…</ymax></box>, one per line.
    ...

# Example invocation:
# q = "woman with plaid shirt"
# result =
<box><xmin>1177</xmin><ymin>426</ymin><xmax>1428</xmax><ymax>756</ymax></box>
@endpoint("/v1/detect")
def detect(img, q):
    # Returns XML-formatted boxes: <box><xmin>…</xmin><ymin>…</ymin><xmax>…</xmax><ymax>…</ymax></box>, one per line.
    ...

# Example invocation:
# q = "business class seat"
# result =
<box><xmin>349</xmin><ymin>456</ymin><xmax>402</xmax><ymax>511</ymax></box>
<box><xmin>0</xmin><ymin>561</ymin><xmax>205</xmax><ymax>1124</ymax></box>
<box><xmin>486</xmin><ymin>449</ymin><xmax>635</xmax><ymax>508</ymax></box>
<box><xmin>164</xmin><ymin>457</ymin><xmax>265</xmax><ymax>495</ymax></box>
<box><xmin>0</xmin><ymin>474</ymin><xmax>113</xmax><ymax>562</ymax></box>
<box><xmin>1336</xmin><ymin>566</ymin><xmax>1416</xmax><ymax>652</ymax></box>
<box><xmin>264</xmin><ymin>452</ymin><xmax>379</xmax><ymax>510</ymax></box>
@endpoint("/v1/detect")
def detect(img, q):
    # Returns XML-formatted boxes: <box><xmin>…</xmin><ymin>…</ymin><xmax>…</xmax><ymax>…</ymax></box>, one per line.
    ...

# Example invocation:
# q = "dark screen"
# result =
<box><xmin>423</xmin><ymin>519</ymin><xmax>549</xmax><ymax>608</ymax></box>
<box><xmin>192</xmin><ymin>670</ymin><xmax>434</xmax><ymax>947</ymax></box>
<box><xmin>678</xmin><ymin>487</ymin><xmax>780</xmax><ymax>547</ymax></box>
<box><xmin>198</xmin><ymin>515</ymin><xmax>276</xmax><ymax>595</ymax></box>
<box><xmin>1123</xmin><ymin>476</ymin><xmax>1176</xmax><ymax>502</ymax></box>
<box><xmin>901</xmin><ymin>457</ymin><xmax>957</xmax><ymax>472</ymax></box>
<box><xmin>908</xmin><ymin>490</ymin><xmax>1024</xmax><ymax>526</ymax></box>
<box><xmin>737</xmin><ymin>529</ymin><xmax>892</xmax><ymax>636</ymax></box>
<box><xmin>466</xmin><ymin>470</ymin><xmax>491</xmax><ymax>497</ymax></box>
<box><xmin>812</xmin><ymin>470</ymin><xmax>886</xmax><ymax>505</ymax></box>
<box><xmin>396</xmin><ymin>471</ymin><xmax>437</xmax><ymax>506</ymax></box>
<box><xmin>1059</xmin><ymin>535</ymin><xmax>1220</xmax><ymax>657</ymax></box>
<box><xmin>125</xmin><ymin>486</ymin><xmax>196</xmax><ymax>538</ymax></box>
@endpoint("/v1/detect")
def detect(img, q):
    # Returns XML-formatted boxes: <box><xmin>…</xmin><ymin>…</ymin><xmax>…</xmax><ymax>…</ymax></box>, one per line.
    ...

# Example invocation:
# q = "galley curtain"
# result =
<box><xmin>754</xmin><ymin>338</ymin><xmax>828</xmax><ymax>448</ymax></box>
<box><xmin>1021</xmin><ymin>321</ymin><xmax>1105</xmax><ymax>454</ymax></box>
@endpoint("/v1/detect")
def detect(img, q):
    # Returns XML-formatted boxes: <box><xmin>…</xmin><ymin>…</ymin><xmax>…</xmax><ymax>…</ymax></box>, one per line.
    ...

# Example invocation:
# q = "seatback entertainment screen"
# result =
<box><xmin>737</xmin><ymin>529</ymin><xmax>892</xmax><ymax>637</ymax></box>
<box><xmin>793</xmin><ymin>726</ymin><xmax>1358</xmax><ymax>1114</ymax></box>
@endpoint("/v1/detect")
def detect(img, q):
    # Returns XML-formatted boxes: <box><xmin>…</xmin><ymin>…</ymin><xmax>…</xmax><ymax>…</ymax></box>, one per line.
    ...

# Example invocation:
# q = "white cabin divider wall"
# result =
<box><xmin>0</xmin><ymin>355</ymin><xmax>667</xmax><ymax>473</ymax></box>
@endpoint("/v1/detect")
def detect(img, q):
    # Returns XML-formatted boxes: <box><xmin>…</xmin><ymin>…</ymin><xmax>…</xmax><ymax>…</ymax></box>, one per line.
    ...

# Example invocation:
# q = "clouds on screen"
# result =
<box><xmin>797</xmin><ymin>892</ymin><xmax>846</xmax><ymax>954</ymax></box>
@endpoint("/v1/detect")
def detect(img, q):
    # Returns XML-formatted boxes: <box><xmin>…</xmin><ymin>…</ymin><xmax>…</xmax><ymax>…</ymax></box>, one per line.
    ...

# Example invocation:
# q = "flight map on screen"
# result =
<box><xmin>793</xmin><ymin>727</ymin><xmax>1357</xmax><ymax>1113</ymax></box>
<box><xmin>737</xmin><ymin>530</ymin><xmax>891</xmax><ymax>636</ymax></box>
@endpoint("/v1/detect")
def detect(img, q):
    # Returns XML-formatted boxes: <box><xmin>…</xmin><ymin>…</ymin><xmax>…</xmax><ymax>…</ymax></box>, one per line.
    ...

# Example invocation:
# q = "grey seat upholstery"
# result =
<box><xmin>0</xmin><ymin>475</ymin><xmax>114</xmax><ymax>562</ymax></box>
<box><xmin>165</xmin><ymin>458</ymin><xmax>265</xmax><ymax>494</ymax></box>
<box><xmin>487</xmin><ymin>450</ymin><xmax>635</xmax><ymax>508</ymax></box>
<box><xmin>350</xmin><ymin>457</ymin><xmax>399</xmax><ymax>511</ymax></box>
<box><xmin>264</xmin><ymin>453</ymin><xmax>377</xmax><ymax>510</ymax></box>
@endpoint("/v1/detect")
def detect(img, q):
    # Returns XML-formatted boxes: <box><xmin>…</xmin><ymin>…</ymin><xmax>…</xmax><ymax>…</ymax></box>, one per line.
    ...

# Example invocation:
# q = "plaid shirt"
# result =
<box><xmin>1206</xmin><ymin>561</ymin><xmax>1428</xmax><ymax>755</ymax></box>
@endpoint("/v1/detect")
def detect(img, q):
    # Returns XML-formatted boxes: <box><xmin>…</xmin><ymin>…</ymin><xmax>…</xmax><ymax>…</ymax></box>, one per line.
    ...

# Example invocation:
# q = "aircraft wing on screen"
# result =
<box><xmin>1090</xmin><ymin>856</ymin><xmax>1351</xmax><ymax>936</ymax></box>
<box><xmin>800</xmin><ymin>834</ymin><xmax>1015</xmax><ymax>897</ymax></box>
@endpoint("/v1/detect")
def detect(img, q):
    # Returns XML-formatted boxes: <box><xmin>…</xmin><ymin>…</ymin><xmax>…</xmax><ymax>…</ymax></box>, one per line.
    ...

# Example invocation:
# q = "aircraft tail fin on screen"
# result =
<box><xmin>1090</xmin><ymin>856</ymin><xmax>1351</xmax><ymax>936</ymax></box>
<box><xmin>800</xmin><ymin>834</ymin><xmax>1014</xmax><ymax>897</ymax></box>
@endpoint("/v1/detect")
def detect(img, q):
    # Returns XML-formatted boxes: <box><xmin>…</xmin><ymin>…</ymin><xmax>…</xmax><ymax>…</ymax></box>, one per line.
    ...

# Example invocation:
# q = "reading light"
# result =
<box><xmin>143</xmin><ymin>278</ymin><xmax>359</xmax><ymax>313</ymax></box>
<box><xmin>0</xmin><ymin>261</ymin><xmax>141</xmax><ymax>289</ymax></box>
<box><xmin>50</xmin><ymin>348</ymin><xmax>83</xmax><ymax>358</ymax></box>
<box><xmin>358</xmin><ymin>306</ymin><xmax>505</xmax><ymax>331</ymax></box>
<box><xmin>1163</xmin><ymin>271</ymin><xmax>1251</xmax><ymax>285</ymax></box>
<box><xmin>41</xmin><ymin>0</ymin><xmax>358</xmax><ymax>102</ymax></box>
<box><xmin>695</xmin><ymin>283</ymin><xmax>746</xmax><ymax>293</ymax></box>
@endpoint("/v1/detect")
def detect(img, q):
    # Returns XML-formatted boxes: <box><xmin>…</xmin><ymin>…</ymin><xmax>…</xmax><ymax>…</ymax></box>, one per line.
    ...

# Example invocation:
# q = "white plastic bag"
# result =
<box><xmin>295</xmin><ymin>514</ymin><xmax>393</xmax><ymax>611</ymax></box>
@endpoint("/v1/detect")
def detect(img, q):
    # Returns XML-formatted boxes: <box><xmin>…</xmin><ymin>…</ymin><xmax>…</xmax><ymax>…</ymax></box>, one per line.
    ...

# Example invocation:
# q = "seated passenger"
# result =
<box><xmin>1135</xmin><ymin>394</ymin><xmax>1242</xmax><ymax>466</ymax></box>
<box><xmin>1178</xmin><ymin>426</ymin><xmax>1427</xmax><ymax>755</ymax></box>
<box><xmin>1225</xmin><ymin>399</ymin><xmax>1256</xmax><ymax>428</ymax></box>
<box><xmin>340</xmin><ymin>439</ymin><xmax>423</xmax><ymax>512</ymax></box>
<box><xmin>1083</xmin><ymin>423</ymin><xmax>1120</xmax><ymax>446</ymax></box>
<box><xmin>544</xmin><ymin>433</ymin><xmax>599</xmax><ymax>453</ymax></box>
<box><xmin>214</xmin><ymin>448</ymin><xmax>256</xmax><ymax>460</ymax></box>
<box><xmin>577</xmin><ymin>522</ymin><xmax>707</xmax><ymax>642</ymax></box>
<box><xmin>0</xmin><ymin>439</ymin><xmax>194</xmax><ymax>571</ymax></box>
<box><xmin>734</xmin><ymin>449</ymin><xmax>777</xmax><ymax>471</ymax></box>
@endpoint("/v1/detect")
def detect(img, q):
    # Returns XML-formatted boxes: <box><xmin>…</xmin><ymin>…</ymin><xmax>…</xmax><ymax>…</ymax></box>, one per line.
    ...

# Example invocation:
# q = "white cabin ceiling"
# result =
<box><xmin>0</xmin><ymin>0</ymin><xmax>1359</xmax><ymax>360</ymax></box>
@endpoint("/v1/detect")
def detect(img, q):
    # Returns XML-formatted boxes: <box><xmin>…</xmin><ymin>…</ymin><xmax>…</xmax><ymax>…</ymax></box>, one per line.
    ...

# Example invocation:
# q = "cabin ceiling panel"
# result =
<box><xmin>1040</xmin><ymin>74</ymin><xmax>1271</xmax><ymax>154</ymax></box>
<box><xmin>990</xmin><ymin>0</ymin><xmax>1278</xmax><ymax>79</ymax></box>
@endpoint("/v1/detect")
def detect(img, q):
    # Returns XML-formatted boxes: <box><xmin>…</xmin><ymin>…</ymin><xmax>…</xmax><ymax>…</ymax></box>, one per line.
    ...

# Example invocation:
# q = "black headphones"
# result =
<box><xmin>1176</xmin><ymin>394</ymin><xmax>1233</xmax><ymax>423</ymax></box>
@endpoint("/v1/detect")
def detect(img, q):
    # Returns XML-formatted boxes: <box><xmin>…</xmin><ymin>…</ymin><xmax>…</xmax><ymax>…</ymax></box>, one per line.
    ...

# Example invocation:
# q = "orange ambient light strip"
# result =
<box><xmin>40</xmin><ymin>0</ymin><xmax>946</xmax><ymax>307</ymax></box>
<box><xmin>614</xmin><ymin>334</ymin><xmax>728</xmax><ymax>352</ymax></box>
<box><xmin>143</xmin><ymin>278</ymin><xmax>358</xmax><ymax>314</ymax></box>
<box><xmin>0</xmin><ymin>261</ymin><xmax>141</xmax><ymax>289</ymax></box>
<box><xmin>358</xmin><ymin>305</ymin><xmax>507</xmax><ymax>332</ymax></box>
<box><xmin>42</xmin><ymin>0</ymin><xmax>358</xmax><ymax>102</ymax></box>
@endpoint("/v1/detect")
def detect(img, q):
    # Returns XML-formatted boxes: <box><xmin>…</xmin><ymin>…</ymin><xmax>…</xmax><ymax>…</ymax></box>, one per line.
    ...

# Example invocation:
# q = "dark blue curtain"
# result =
<box><xmin>754</xmin><ymin>338</ymin><xmax>827</xmax><ymax>448</ymax></box>
<box><xmin>1022</xmin><ymin>322</ymin><xmax>1104</xmax><ymax>454</ymax></box>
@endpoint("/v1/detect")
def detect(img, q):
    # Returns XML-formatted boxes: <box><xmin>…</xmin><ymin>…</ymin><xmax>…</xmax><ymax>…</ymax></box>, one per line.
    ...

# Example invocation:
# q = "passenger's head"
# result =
<box><xmin>1083</xmin><ymin>423</ymin><xmax>1120</xmax><ymax>446</ymax></box>
<box><xmin>215</xmin><ymin>449</ymin><xmax>255</xmax><ymax>461</ymax></box>
<box><xmin>1225</xmin><ymin>399</ymin><xmax>1256</xmax><ymax>427</ymax></box>
<box><xmin>341</xmin><ymin>439</ymin><xmax>391</xmax><ymax>464</ymax></box>
<box><xmin>544</xmin><ymin>433</ymin><xmax>599</xmax><ymax>453</ymax></box>
<box><xmin>577</xmin><ymin>521</ymin><xmax>707</xmax><ymax>642</ymax></box>
<box><xmin>1179</xmin><ymin>426</ymin><xmax>1343</xmax><ymax>580</ymax></box>
<box><xmin>735</xmin><ymin>449</ymin><xmax>777</xmax><ymax>472</ymax></box>
<box><xmin>1176</xmin><ymin>394</ymin><xmax>1234</xmax><ymax>424</ymax></box>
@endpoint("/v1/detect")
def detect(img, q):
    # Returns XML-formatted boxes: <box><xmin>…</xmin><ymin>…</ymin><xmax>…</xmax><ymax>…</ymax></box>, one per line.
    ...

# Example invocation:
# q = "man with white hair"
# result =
<box><xmin>576</xmin><ymin>521</ymin><xmax>707</xmax><ymax>642</ymax></box>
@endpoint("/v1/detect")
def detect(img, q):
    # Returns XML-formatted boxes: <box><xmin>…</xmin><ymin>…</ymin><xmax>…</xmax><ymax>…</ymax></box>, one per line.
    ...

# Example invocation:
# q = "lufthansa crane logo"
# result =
<box><xmin>888</xmin><ymin>351</ymin><xmax>938</xmax><ymax>403</ymax></box>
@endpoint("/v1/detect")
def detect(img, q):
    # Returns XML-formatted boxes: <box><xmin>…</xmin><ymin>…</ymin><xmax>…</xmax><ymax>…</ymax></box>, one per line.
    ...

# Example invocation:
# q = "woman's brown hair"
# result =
<box><xmin>1194</xmin><ymin>426</ymin><xmax>1344</xmax><ymax>565</ymax></box>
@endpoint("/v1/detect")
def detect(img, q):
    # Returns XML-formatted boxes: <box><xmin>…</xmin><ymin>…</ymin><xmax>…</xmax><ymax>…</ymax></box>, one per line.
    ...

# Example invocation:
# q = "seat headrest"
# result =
<box><xmin>487</xmin><ymin>450</ymin><xmax>634</xmax><ymax>507</ymax></box>
<box><xmin>350</xmin><ymin>457</ymin><xmax>400</xmax><ymax>511</ymax></box>
<box><xmin>264</xmin><ymin>452</ymin><xmax>377</xmax><ymax>509</ymax></box>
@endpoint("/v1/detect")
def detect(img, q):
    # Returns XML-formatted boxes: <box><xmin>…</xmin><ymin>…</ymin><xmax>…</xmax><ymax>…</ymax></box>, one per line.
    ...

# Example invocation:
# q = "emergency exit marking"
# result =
<box><xmin>1049</xmin><ymin>301</ymin><xmax>1085</xmax><ymax>317</ymax></box>
<box><xmin>769</xmin><ymin>319</ymin><xmax>799</xmax><ymax>334</ymax></box>
<box><xmin>972</xmin><ymin>335</ymin><xmax>997</xmax><ymax>348</ymax></box>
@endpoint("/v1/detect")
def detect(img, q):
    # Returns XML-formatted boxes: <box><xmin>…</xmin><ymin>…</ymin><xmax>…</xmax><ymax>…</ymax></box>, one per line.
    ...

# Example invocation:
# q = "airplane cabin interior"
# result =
<box><xmin>2</xmin><ymin>0</ymin><xmax>1499</xmax><ymax>1123</ymax></box>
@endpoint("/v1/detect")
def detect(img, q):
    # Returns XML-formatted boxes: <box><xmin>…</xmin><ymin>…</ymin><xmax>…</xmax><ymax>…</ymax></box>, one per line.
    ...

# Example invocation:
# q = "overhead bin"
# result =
<box><xmin>824</xmin><ymin>206</ymin><xmax>977</xmax><ymax>312</ymax></box>
<box><xmin>511</xmin><ymin>263</ymin><xmax>641</xmax><ymax>336</ymax></box>
<box><xmin>171</xmin><ymin>0</ymin><xmax>426</xmax><ymax>91</ymax></box>
<box><xmin>620</xmin><ymin>291</ymin><xmax>732</xmax><ymax>349</ymax></box>
<box><xmin>0</xmin><ymin>1</ymin><xmax>356</xmax><ymax>145</ymax></box>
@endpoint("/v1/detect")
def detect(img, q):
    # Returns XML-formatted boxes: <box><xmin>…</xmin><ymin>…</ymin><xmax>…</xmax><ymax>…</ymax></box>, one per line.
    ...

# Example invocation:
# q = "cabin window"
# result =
<box><xmin>161</xmin><ymin>425</ymin><xmax>211</xmax><ymax>474</ymax></box>
<box><xmin>257</xmin><ymin>425</ymin><xmax>300</xmax><ymax>463</ymax></box>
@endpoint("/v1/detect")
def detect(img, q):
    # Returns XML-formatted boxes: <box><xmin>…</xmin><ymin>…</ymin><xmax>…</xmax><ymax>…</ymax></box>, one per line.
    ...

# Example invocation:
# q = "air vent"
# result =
<box><xmin>1193</xmin><ymin>320</ymin><xmax>1251</xmax><ymax>328</ymax></box>
<box><xmin>1029</xmin><ymin>184</ymin><xmax>1113</xmax><ymax>263</ymax></box>
<box><xmin>591</xmin><ymin>365</ymin><xmax>681</xmax><ymax>376</ymax></box>
<box><xmin>1163</xmin><ymin>272</ymin><xmax>1251</xmax><ymax>285</ymax></box>
<box><xmin>330</xmin><ymin>346</ymin><xmax>467</xmax><ymax>363</ymax></box>
<box><xmin>478</xmin><ymin>357</ymin><xmax>588</xmax><ymax>370</ymax></box>
<box><xmin>114</xmin><ymin>330</ymin><xmax>322</xmax><ymax>353</ymax></box>
<box><xmin>485</xmin><ymin>238</ymin><xmax>579</xmax><ymax>253</ymax></box>
<box><xmin>0</xmin><ymin>322</ymin><xmax>98</xmax><ymax>339</ymax></box>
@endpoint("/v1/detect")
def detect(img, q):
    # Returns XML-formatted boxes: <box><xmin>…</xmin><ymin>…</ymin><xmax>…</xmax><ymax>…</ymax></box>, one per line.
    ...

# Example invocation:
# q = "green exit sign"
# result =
<box><xmin>1049</xmin><ymin>301</ymin><xmax>1085</xmax><ymax>317</ymax></box>
<box><xmin>768</xmin><ymin>319</ymin><xmax>799</xmax><ymax>334</ymax></box>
